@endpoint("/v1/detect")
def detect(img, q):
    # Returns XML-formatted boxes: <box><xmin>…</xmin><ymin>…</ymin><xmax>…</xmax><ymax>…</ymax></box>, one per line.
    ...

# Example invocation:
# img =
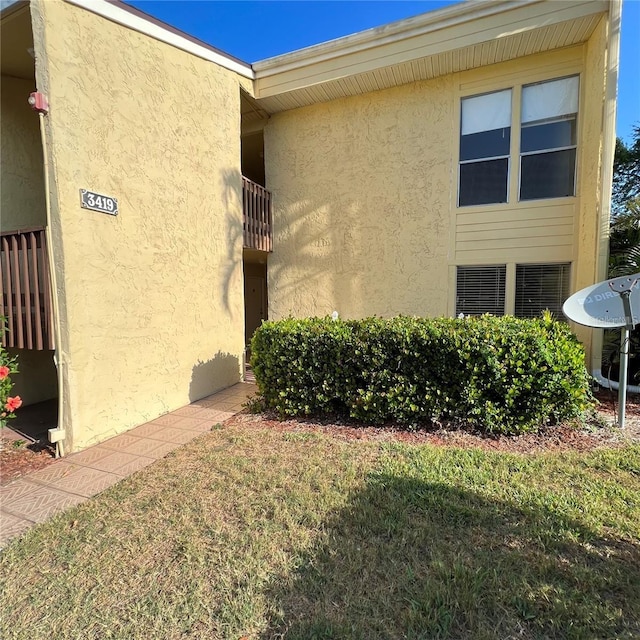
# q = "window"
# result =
<box><xmin>455</xmin><ymin>263</ymin><xmax>571</xmax><ymax>319</ymax></box>
<box><xmin>459</xmin><ymin>90</ymin><xmax>511</xmax><ymax>206</ymax></box>
<box><xmin>520</xmin><ymin>77</ymin><xmax>578</xmax><ymax>200</ymax></box>
<box><xmin>514</xmin><ymin>263</ymin><xmax>571</xmax><ymax>319</ymax></box>
<box><xmin>456</xmin><ymin>265</ymin><xmax>506</xmax><ymax>316</ymax></box>
<box><xmin>458</xmin><ymin>75</ymin><xmax>579</xmax><ymax>206</ymax></box>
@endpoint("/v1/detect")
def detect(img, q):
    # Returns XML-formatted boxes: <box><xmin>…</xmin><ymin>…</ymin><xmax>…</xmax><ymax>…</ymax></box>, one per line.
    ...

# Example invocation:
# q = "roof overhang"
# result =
<box><xmin>65</xmin><ymin>0</ymin><xmax>254</xmax><ymax>79</ymax></box>
<box><xmin>252</xmin><ymin>0</ymin><xmax>610</xmax><ymax>114</ymax></box>
<box><xmin>0</xmin><ymin>1</ymin><xmax>34</xmax><ymax>80</ymax></box>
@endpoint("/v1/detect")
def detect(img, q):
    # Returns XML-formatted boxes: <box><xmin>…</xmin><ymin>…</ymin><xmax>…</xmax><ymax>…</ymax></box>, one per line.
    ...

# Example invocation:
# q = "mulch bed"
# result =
<box><xmin>227</xmin><ymin>388</ymin><xmax>640</xmax><ymax>455</ymax></box>
<box><xmin>1</xmin><ymin>388</ymin><xmax>637</xmax><ymax>487</ymax></box>
<box><xmin>0</xmin><ymin>438</ymin><xmax>56</xmax><ymax>486</ymax></box>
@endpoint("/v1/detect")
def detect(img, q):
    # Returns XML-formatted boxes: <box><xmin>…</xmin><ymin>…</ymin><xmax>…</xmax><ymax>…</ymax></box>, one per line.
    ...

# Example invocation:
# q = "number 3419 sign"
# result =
<box><xmin>80</xmin><ymin>189</ymin><xmax>118</xmax><ymax>216</ymax></box>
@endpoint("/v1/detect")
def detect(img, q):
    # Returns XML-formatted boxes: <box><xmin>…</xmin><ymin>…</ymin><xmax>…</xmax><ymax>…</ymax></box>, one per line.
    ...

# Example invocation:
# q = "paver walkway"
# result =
<box><xmin>0</xmin><ymin>382</ymin><xmax>256</xmax><ymax>548</ymax></box>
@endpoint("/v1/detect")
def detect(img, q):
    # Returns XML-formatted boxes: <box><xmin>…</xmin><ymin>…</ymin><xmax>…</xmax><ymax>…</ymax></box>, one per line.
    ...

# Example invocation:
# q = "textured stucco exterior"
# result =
<box><xmin>0</xmin><ymin>75</ymin><xmax>45</xmax><ymax>231</ymax></box>
<box><xmin>265</xmin><ymin>29</ymin><xmax>614</xmax><ymax>366</ymax></box>
<box><xmin>1</xmin><ymin>0</ymin><xmax>615</xmax><ymax>451</ymax></box>
<box><xmin>30</xmin><ymin>0</ymin><xmax>246</xmax><ymax>451</ymax></box>
<box><xmin>265</xmin><ymin>76</ymin><xmax>453</xmax><ymax>320</ymax></box>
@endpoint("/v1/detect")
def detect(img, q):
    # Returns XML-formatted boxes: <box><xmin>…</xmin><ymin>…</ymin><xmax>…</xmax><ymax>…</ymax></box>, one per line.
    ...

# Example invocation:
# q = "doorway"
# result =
<box><xmin>244</xmin><ymin>258</ymin><xmax>268</xmax><ymax>351</ymax></box>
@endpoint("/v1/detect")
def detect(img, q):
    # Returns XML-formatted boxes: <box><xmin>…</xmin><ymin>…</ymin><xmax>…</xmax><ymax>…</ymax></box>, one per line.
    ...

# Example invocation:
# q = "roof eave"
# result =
<box><xmin>65</xmin><ymin>0</ymin><xmax>255</xmax><ymax>79</ymax></box>
<box><xmin>252</xmin><ymin>0</ymin><xmax>525</xmax><ymax>75</ymax></box>
<box><xmin>252</xmin><ymin>0</ymin><xmax>610</xmax><ymax>100</ymax></box>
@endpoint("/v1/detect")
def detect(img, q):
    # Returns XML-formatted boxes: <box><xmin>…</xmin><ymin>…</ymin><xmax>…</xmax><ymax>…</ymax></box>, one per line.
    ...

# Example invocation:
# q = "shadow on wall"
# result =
<box><xmin>220</xmin><ymin>167</ymin><xmax>244</xmax><ymax>315</ymax></box>
<box><xmin>189</xmin><ymin>352</ymin><xmax>240</xmax><ymax>402</ymax></box>
<box><xmin>219</xmin><ymin>162</ymin><xmax>366</xmax><ymax>320</ymax></box>
<box><xmin>263</xmin><ymin>188</ymin><xmax>366</xmax><ymax>319</ymax></box>
<box><xmin>262</xmin><ymin>474</ymin><xmax>639</xmax><ymax>638</ymax></box>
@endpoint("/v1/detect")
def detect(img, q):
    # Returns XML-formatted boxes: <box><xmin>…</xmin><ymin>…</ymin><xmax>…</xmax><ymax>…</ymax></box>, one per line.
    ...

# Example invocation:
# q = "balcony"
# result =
<box><xmin>242</xmin><ymin>176</ymin><xmax>272</xmax><ymax>252</ymax></box>
<box><xmin>0</xmin><ymin>227</ymin><xmax>54</xmax><ymax>350</ymax></box>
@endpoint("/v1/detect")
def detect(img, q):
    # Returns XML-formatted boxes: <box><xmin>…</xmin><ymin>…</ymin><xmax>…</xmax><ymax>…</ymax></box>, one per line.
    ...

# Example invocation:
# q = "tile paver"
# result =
<box><xmin>146</xmin><ymin>427</ymin><xmax>201</xmax><ymax>445</ymax></box>
<box><xmin>127</xmin><ymin>422</ymin><xmax>167</xmax><ymax>439</ymax></box>
<box><xmin>171</xmin><ymin>405</ymin><xmax>208</xmax><ymax>418</ymax></box>
<box><xmin>0</xmin><ymin>479</ymin><xmax>39</xmax><ymax>503</ymax></box>
<box><xmin>66</xmin><ymin>445</ymin><xmax>116</xmax><ymax>467</ymax></box>
<box><xmin>3</xmin><ymin>485</ymin><xmax>86</xmax><ymax>523</ymax></box>
<box><xmin>0</xmin><ymin>513</ymin><xmax>33</xmax><ymax>547</ymax></box>
<box><xmin>85</xmin><ymin>451</ymin><xmax>151</xmax><ymax>474</ymax></box>
<box><xmin>192</xmin><ymin>407</ymin><xmax>230</xmax><ymax>420</ymax></box>
<box><xmin>166</xmin><ymin>416</ymin><xmax>212</xmax><ymax>431</ymax></box>
<box><xmin>146</xmin><ymin>413</ymin><xmax>184</xmax><ymax>427</ymax></box>
<box><xmin>28</xmin><ymin>462</ymin><xmax>83</xmax><ymax>484</ymax></box>
<box><xmin>111</xmin><ymin>456</ymin><xmax>156</xmax><ymax>477</ymax></box>
<box><xmin>119</xmin><ymin>437</ymin><xmax>179</xmax><ymax>458</ymax></box>
<box><xmin>47</xmin><ymin>467</ymin><xmax>122</xmax><ymax>498</ymax></box>
<box><xmin>100</xmin><ymin>433</ymin><xmax>142</xmax><ymax>451</ymax></box>
<box><xmin>0</xmin><ymin>381</ymin><xmax>256</xmax><ymax>548</ymax></box>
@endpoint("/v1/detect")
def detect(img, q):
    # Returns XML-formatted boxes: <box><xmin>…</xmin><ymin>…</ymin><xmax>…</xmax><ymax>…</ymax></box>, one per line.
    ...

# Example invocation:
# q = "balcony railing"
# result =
<box><xmin>0</xmin><ymin>227</ymin><xmax>54</xmax><ymax>350</ymax></box>
<box><xmin>242</xmin><ymin>176</ymin><xmax>272</xmax><ymax>252</ymax></box>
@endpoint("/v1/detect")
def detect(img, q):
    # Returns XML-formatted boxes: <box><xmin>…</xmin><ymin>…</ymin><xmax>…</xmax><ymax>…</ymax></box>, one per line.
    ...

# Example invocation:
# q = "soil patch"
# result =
<box><xmin>0</xmin><ymin>437</ymin><xmax>56</xmax><ymax>486</ymax></box>
<box><xmin>228</xmin><ymin>392</ymin><xmax>639</xmax><ymax>454</ymax></box>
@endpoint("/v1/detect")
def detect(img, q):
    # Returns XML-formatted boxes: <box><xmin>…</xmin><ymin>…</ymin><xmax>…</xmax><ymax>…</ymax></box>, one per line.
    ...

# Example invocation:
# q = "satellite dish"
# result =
<box><xmin>563</xmin><ymin>272</ymin><xmax>640</xmax><ymax>328</ymax></box>
<box><xmin>563</xmin><ymin>272</ymin><xmax>640</xmax><ymax>431</ymax></box>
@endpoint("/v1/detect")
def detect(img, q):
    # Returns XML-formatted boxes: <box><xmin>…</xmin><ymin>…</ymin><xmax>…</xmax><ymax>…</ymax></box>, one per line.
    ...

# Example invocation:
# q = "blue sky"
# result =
<box><xmin>126</xmin><ymin>0</ymin><xmax>638</xmax><ymax>143</ymax></box>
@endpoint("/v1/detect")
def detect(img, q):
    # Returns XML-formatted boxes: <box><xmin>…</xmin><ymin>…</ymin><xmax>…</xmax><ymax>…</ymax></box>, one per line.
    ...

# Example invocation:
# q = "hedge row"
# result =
<box><xmin>250</xmin><ymin>314</ymin><xmax>592</xmax><ymax>435</ymax></box>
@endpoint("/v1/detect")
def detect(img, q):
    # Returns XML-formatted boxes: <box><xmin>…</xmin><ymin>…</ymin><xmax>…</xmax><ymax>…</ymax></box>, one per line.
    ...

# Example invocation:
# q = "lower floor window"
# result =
<box><xmin>456</xmin><ymin>262</ymin><xmax>571</xmax><ymax>319</ymax></box>
<box><xmin>456</xmin><ymin>265</ymin><xmax>506</xmax><ymax>316</ymax></box>
<box><xmin>515</xmin><ymin>263</ymin><xmax>571</xmax><ymax>319</ymax></box>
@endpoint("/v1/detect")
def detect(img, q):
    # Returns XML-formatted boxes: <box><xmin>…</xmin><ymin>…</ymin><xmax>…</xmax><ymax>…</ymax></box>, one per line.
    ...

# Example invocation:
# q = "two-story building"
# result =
<box><xmin>0</xmin><ymin>0</ymin><xmax>620</xmax><ymax>452</ymax></box>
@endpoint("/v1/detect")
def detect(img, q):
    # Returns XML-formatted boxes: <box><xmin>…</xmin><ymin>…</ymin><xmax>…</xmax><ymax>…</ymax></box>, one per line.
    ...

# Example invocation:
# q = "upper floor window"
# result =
<box><xmin>459</xmin><ymin>89</ymin><xmax>511</xmax><ymax>207</ymax></box>
<box><xmin>520</xmin><ymin>76</ymin><xmax>579</xmax><ymax>200</ymax></box>
<box><xmin>458</xmin><ymin>75</ymin><xmax>579</xmax><ymax>207</ymax></box>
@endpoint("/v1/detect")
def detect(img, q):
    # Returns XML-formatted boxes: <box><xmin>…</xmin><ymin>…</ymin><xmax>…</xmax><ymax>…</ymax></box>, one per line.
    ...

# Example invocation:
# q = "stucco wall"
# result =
<box><xmin>265</xmin><ymin>76</ymin><xmax>453</xmax><ymax>320</ymax></box>
<box><xmin>0</xmin><ymin>75</ymin><xmax>45</xmax><ymax>231</ymax></box>
<box><xmin>265</xmin><ymin>41</ymin><xmax>609</xmax><ymax>366</ymax></box>
<box><xmin>575</xmin><ymin>16</ymin><xmax>610</xmax><ymax>366</ymax></box>
<box><xmin>30</xmin><ymin>0</ymin><xmax>246</xmax><ymax>451</ymax></box>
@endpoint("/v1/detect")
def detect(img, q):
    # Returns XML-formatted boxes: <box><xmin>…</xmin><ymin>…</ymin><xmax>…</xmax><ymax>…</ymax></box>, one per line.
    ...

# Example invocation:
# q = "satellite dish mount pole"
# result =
<box><xmin>609</xmin><ymin>278</ymin><xmax>639</xmax><ymax>429</ymax></box>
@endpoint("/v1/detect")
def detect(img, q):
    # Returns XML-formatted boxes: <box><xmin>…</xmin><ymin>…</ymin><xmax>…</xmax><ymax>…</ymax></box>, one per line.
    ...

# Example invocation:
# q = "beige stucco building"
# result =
<box><xmin>0</xmin><ymin>0</ymin><xmax>621</xmax><ymax>452</ymax></box>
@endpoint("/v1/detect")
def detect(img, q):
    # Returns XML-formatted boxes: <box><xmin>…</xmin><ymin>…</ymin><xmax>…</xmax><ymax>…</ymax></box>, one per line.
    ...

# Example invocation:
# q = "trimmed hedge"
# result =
<box><xmin>250</xmin><ymin>314</ymin><xmax>592</xmax><ymax>435</ymax></box>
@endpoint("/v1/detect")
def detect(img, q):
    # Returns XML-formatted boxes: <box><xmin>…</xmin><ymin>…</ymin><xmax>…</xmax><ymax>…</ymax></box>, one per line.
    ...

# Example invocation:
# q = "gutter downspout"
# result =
<box><xmin>35</xmin><ymin>105</ymin><xmax>65</xmax><ymax>458</ymax></box>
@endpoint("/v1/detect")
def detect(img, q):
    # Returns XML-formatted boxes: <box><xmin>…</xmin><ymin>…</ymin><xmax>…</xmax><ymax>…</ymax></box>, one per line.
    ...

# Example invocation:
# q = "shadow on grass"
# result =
<box><xmin>263</xmin><ymin>474</ymin><xmax>639</xmax><ymax>639</ymax></box>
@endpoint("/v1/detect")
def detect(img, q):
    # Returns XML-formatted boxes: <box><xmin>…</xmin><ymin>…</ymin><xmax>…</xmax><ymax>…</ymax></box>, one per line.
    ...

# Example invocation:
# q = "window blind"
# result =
<box><xmin>515</xmin><ymin>263</ymin><xmax>571</xmax><ymax>319</ymax></box>
<box><xmin>461</xmin><ymin>89</ymin><xmax>512</xmax><ymax>135</ymax></box>
<box><xmin>522</xmin><ymin>76</ymin><xmax>579</xmax><ymax>124</ymax></box>
<box><xmin>456</xmin><ymin>265</ymin><xmax>506</xmax><ymax>316</ymax></box>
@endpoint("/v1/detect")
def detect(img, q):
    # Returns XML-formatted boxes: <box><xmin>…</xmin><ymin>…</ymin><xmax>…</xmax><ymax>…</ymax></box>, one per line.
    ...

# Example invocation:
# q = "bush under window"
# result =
<box><xmin>250</xmin><ymin>314</ymin><xmax>591</xmax><ymax>435</ymax></box>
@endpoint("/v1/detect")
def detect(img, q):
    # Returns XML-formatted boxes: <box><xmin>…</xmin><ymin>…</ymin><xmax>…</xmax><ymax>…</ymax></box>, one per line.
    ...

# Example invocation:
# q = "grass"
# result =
<box><xmin>1</xmin><ymin>422</ymin><xmax>639</xmax><ymax>639</ymax></box>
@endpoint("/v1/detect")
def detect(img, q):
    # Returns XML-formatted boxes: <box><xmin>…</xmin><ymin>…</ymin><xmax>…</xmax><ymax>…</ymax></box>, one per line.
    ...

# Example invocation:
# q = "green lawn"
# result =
<box><xmin>1</xmin><ymin>420</ymin><xmax>639</xmax><ymax>639</ymax></box>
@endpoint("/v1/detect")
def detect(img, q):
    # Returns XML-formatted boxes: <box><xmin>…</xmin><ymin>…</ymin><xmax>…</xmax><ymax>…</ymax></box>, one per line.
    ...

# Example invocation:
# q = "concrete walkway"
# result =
<box><xmin>0</xmin><ymin>382</ymin><xmax>256</xmax><ymax>548</ymax></box>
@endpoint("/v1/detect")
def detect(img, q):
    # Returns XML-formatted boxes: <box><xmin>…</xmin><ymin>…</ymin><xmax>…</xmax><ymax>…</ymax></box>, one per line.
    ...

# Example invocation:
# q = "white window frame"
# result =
<box><xmin>518</xmin><ymin>75</ymin><xmax>579</xmax><ymax>202</ymax></box>
<box><xmin>457</xmin><ymin>74</ymin><xmax>580</xmax><ymax>209</ymax></box>
<box><xmin>458</xmin><ymin>89</ymin><xmax>512</xmax><ymax>208</ymax></box>
<box><xmin>454</xmin><ymin>261</ymin><xmax>573</xmax><ymax>320</ymax></box>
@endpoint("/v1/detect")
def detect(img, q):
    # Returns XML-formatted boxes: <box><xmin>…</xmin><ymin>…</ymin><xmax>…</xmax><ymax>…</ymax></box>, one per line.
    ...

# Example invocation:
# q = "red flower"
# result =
<box><xmin>5</xmin><ymin>396</ymin><xmax>22</xmax><ymax>412</ymax></box>
<box><xmin>0</xmin><ymin>366</ymin><xmax>9</xmax><ymax>380</ymax></box>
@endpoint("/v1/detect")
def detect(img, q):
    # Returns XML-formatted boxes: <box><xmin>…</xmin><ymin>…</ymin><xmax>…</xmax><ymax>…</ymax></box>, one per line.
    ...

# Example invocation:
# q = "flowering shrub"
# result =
<box><xmin>0</xmin><ymin>338</ymin><xmax>20</xmax><ymax>428</ymax></box>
